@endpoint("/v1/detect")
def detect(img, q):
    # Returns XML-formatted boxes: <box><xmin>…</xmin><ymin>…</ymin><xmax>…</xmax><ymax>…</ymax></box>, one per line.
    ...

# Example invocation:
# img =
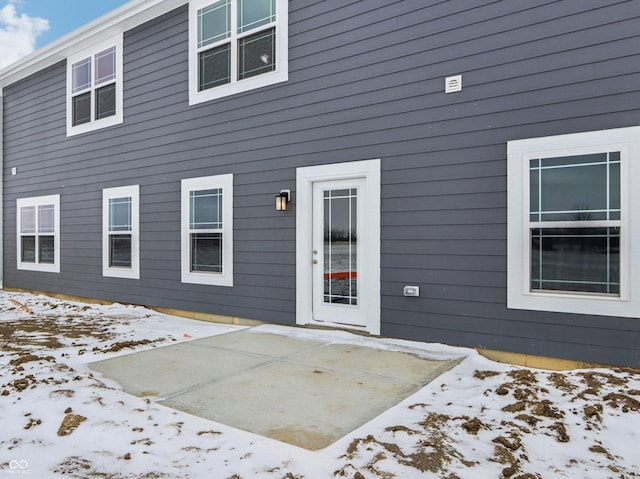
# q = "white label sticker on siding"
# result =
<box><xmin>445</xmin><ymin>75</ymin><xmax>462</xmax><ymax>93</ymax></box>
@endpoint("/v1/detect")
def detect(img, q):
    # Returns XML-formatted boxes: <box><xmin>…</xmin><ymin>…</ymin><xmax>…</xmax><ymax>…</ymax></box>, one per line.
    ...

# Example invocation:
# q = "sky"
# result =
<box><xmin>0</xmin><ymin>0</ymin><xmax>130</xmax><ymax>69</ymax></box>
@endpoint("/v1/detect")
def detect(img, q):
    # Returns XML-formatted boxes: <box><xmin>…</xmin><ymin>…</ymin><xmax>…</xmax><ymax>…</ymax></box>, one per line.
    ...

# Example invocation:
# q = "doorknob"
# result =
<box><xmin>313</xmin><ymin>259</ymin><xmax>318</xmax><ymax>264</ymax></box>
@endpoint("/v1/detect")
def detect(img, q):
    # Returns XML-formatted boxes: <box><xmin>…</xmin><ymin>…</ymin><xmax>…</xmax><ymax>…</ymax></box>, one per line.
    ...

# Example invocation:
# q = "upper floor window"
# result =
<box><xmin>66</xmin><ymin>35</ymin><xmax>123</xmax><ymax>136</ymax></box>
<box><xmin>507</xmin><ymin>126</ymin><xmax>640</xmax><ymax>319</ymax></box>
<box><xmin>103</xmin><ymin>185</ymin><xmax>140</xmax><ymax>279</ymax></box>
<box><xmin>17</xmin><ymin>195</ymin><xmax>60</xmax><ymax>273</ymax></box>
<box><xmin>181</xmin><ymin>174</ymin><xmax>234</xmax><ymax>286</ymax></box>
<box><xmin>189</xmin><ymin>0</ymin><xmax>288</xmax><ymax>105</ymax></box>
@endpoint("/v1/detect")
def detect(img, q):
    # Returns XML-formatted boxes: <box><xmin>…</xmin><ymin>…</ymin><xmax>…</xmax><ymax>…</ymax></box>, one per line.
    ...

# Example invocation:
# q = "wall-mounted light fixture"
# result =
<box><xmin>275</xmin><ymin>189</ymin><xmax>291</xmax><ymax>211</ymax></box>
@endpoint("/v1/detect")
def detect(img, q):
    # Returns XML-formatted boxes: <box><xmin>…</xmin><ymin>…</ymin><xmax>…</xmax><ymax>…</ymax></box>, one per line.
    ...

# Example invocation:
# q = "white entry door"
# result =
<box><xmin>312</xmin><ymin>178</ymin><xmax>366</xmax><ymax>327</ymax></box>
<box><xmin>296</xmin><ymin>160</ymin><xmax>380</xmax><ymax>334</ymax></box>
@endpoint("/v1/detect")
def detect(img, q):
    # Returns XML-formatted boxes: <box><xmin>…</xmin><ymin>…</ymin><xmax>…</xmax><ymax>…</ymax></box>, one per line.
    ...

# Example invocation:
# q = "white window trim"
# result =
<box><xmin>188</xmin><ymin>0</ymin><xmax>288</xmax><ymax>106</ymax></box>
<box><xmin>181</xmin><ymin>174</ymin><xmax>233</xmax><ymax>286</ymax></box>
<box><xmin>66</xmin><ymin>34</ymin><xmax>124</xmax><ymax>137</ymax></box>
<box><xmin>102</xmin><ymin>185</ymin><xmax>140</xmax><ymax>279</ymax></box>
<box><xmin>16</xmin><ymin>195</ymin><xmax>61</xmax><ymax>274</ymax></box>
<box><xmin>507</xmin><ymin>125</ymin><xmax>640</xmax><ymax>318</ymax></box>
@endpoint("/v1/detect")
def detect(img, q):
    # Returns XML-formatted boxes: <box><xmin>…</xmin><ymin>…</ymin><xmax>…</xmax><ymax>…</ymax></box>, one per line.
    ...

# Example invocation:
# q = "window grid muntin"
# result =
<box><xmin>528</xmin><ymin>152</ymin><xmax>621</xmax><ymax>297</ymax></box>
<box><xmin>198</xmin><ymin>0</ymin><xmax>231</xmax><ymax>48</ymax></box>
<box><xmin>95</xmin><ymin>46</ymin><xmax>116</xmax><ymax>85</ymax></box>
<box><xmin>529</xmin><ymin>153</ymin><xmax>621</xmax><ymax>223</ymax></box>
<box><xmin>196</xmin><ymin>0</ymin><xmax>277</xmax><ymax>91</ymax></box>
<box><xmin>531</xmin><ymin>227</ymin><xmax>620</xmax><ymax>295</ymax></box>
<box><xmin>237</xmin><ymin>0</ymin><xmax>275</xmax><ymax>34</ymax></box>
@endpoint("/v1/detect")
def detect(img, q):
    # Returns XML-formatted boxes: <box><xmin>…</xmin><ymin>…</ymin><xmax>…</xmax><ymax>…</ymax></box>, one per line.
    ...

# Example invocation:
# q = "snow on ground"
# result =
<box><xmin>0</xmin><ymin>290</ymin><xmax>638</xmax><ymax>478</ymax></box>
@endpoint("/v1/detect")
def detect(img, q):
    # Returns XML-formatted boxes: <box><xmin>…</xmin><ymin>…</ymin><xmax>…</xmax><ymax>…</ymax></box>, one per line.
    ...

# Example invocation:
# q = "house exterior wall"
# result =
<box><xmin>2</xmin><ymin>0</ymin><xmax>640</xmax><ymax>366</ymax></box>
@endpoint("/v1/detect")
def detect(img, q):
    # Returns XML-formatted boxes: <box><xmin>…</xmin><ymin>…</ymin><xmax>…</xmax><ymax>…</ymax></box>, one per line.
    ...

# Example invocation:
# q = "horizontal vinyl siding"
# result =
<box><xmin>3</xmin><ymin>0</ymin><xmax>640</xmax><ymax>366</ymax></box>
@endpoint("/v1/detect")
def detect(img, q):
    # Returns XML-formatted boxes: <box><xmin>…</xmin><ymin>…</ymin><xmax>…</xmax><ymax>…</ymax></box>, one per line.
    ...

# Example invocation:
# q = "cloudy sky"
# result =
<box><xmin>0</xmin><ymin>0</ymin><xmax>130</xmax><ymax>69</ymax></box>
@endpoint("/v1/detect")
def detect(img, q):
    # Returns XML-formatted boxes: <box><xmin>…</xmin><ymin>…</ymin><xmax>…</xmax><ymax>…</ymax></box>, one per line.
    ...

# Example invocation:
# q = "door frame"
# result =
<box><xmin>296</xmin><ymin>159</ymin><xmax>381</xmax><ymax>335</ymax></box>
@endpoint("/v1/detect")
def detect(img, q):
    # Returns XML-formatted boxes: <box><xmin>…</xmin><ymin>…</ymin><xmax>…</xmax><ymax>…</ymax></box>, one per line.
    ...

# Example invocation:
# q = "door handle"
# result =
<box><xmin>313</xmin><ymin>259</ymin><xmax>318</xmax><ymax>264</ymax></box>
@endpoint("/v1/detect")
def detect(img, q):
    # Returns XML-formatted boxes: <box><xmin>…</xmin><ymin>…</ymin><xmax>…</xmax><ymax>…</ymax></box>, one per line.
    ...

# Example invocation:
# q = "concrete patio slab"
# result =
<box><xmin>90</xmin><ymin>327</ymin><xmax>461</xmax><ymax>450</ymax></box>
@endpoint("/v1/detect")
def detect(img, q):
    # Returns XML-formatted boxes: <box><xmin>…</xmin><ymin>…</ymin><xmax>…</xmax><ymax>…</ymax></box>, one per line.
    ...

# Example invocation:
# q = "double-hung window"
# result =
<box><xmin>66</xmin><ymin>35</ymin><xmax>123</xmax><ymax>136</ymax></box>
<box><xmin>17</xmin><ymin>195</ymin><xmax>60</xmax><ymax>273</ymax></box>
<box><xmin>103</xmin><ymin>185</ymin><xmax>140</xmax><ymax>279</ymax></box>
<box><xmin>507</xmin><ymin>126</ymin><xmax>640</xmax><ymax>318</ymax></box>
<box><xmin>181</xmin><ymin>174</ymin><xmax>233</xmax><ymax>286</ymax></box>
<box><xmin>189</xmin><ymin>0</ymin><xmax>288</xmax><ymax>104</ymax></box>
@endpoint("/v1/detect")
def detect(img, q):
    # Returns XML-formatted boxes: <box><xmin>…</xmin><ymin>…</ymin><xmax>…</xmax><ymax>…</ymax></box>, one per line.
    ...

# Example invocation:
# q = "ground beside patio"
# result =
<box><xmin>1</xmin><ymin>291</ymin><xmax>638</xmax><ymax>478</ymax></box>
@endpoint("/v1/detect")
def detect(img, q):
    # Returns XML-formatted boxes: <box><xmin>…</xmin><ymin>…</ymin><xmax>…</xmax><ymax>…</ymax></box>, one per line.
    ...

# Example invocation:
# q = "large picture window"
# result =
<box><xmin>66</xmin><ymin>35</ymin><xmax>123</xmax><ymax>136</ymax></box>
<box><xmin>507</xmin><ymin>126</ymin><xmax>640</xmax><ymax>319</ymax></box>
<box><xmin>17</xmin><ymin>195</ymin><xmax>60</xmax><ymax>273</ymax></box>
<box><xmin>181</xmin><ymin>174</ymin><xmax>233</xmax><ymax>286</ymax></box>
<box><xmin>189</xmin><ymin>0</ymin><xmax>288</xmax><ymax>105</ymax></box>
<box><xmin>103</xmin><ymin>185</ymin><xmax>140</xmax><ymax>279</ymax></box>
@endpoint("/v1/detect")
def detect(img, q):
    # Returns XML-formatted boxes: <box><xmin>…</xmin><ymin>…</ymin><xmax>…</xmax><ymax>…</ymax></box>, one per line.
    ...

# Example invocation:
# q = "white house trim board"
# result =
<box><xmin>296</xmin><ymin>159</ymin><xmax>381</xmax><ymax>335</ymax></box>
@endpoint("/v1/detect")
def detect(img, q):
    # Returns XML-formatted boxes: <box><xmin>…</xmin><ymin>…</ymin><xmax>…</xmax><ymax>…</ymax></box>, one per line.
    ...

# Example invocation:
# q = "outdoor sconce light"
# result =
<box><xmin>275</xmin><ymin>189</ymin><xmax>291</xmax><ymax>211</ymax></box>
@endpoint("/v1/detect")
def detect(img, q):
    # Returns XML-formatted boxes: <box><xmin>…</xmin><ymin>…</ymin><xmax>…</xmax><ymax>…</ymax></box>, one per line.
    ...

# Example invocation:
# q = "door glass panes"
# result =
<box><xmin>529</xmin><ymin>153</ymin><xmax>620</xmax><ymax>222</ymax></box>
<box><xmin>323</xmin><ymin>188</ymin><xmax>357</xmax><ymax>305</ymax></box>
<box><xmin>191</xmin><ymin>233</ymin><xmax>222</xmax><ymax>272</ymax></box>
<box><xmin>531</xmin><ymin>228</ymin><xmax>620</xmax><ymax>294</ymax></box>
<box><xmin>238</xmin><ymin>0</ymin><xmax>275</xmax><ymax>33</ymax></box>
<box><xmin>199</xmin><ymin>0</ymin><xmax>230</xmax><ymax>47</ymax></box>
<box><xmin>199</xmin><ymin>45</ymin><xmax>231</xmax><ymax>90</ymax></box>
<box><xmin>238</xmin><ymin>27</ymin><xmax>275</xmax><ymax>80</ymax></box>
<box><xmin>95</xmin><ymin>46</ymin><xmax>116</xmax><ymax>85</ymax></box>
<box><xmin>72</xmin><ymin>57</ymin><xmax>91</xmax><ymax>93</ymax></box>
<box><xmin>190</xmin><ymin>189</ymin><xmax>222</xmax><ymax>229</ymax></box>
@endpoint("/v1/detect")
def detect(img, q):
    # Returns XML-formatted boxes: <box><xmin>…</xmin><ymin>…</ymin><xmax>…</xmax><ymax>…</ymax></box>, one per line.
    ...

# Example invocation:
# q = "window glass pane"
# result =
<box><xmin>109</xmin><ymin>234</ymin><xmax>132</xmax><ymax>268</ymax></box>
<box><xmin>531</xmin><ymin>153</ymin><xmax>620</xmax><ymax>222</ymax></box>
<box><xmin>198</xmin><ymin>0</ymin><xmax>230</xmax><ymax>48</ymax></box>
<box><xmin>238</xmin><ymin>0</ymin><xmax>275</xmax><ymax>33</ymax></box>
<box><xmin>199</xmin><ymin>44</ymin><xmax>231</xmax><ymax>91</ymax></box>
<box><xmin>73</xmin><ymin>92</ymin><xmax>91</xmax><ymax>126</ymax></box>
<box><xmin>190</xmin><ymin>189</ymin><xmax>222</xmax><ymax>229</ymax></box>
<box><xmin>38</xmin><ymin>204</ymin><xmax>55</xmax><ymax>233</ymax></box>
<box><xmin>238</xmin><ymin>27</ymin><xmax>275</xmax><ymax>80</ymax></box>
<box><xmin>190</xmin><ymin>233</ymin><xmax>222</xmax><ymax>272</ymax></box>
<box><xmin>72</xmin><ymin>57</ymin><xmax>91</xmax><ymax>93</ymax></box>
<box><xmin>109</xmin><ymin>197</ymin><xmax>132</xmax><ymax>232</ymax></box>
<box><xmin>38</xmin><ymin>236</ymin><xmax>55</xmax><ymax>264</ymax></box>
<box><xmin>21</xmin><ymin>236</ymin><xmax>36</xmax><ymax>263</ymax></box>
<box><xmin>531</xmin><ymin>227</ymin><xmax>619</xmax><ymax>295</ymax></box>
<box><xmin>21</xmin><ymin>206</ymin><xmax>35</xmax><ymax>234</ymax></box>
<box><xmin>323</xmin><ymin>188</ymin><xmax>358</xmax><ymax>306</ymax></box>
<box><xmin>95</xmin><ymin>46</ymin><xmax>116</xmax><ymax>85</ymax></box>
<box><xmin>609</xmin><ymin>161</ymin><xmax>620</xmax><ymax>212</ymax></box>
<box><xmin>95</xmin><ymin>84</ymin><xmax>116</xmax><ymax>120</ymax></box>
<box><xmin>541</xmin><ymin>164</ymin><xmax>607</xmax><ymax>219</ymax></box>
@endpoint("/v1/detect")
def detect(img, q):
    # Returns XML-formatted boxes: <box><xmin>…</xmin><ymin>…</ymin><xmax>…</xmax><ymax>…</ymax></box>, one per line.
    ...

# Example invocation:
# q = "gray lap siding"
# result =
<box><xmin>2</xmin><ymin>0</ymin><xmax>640</xmax><ymax>366</ymax></box>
